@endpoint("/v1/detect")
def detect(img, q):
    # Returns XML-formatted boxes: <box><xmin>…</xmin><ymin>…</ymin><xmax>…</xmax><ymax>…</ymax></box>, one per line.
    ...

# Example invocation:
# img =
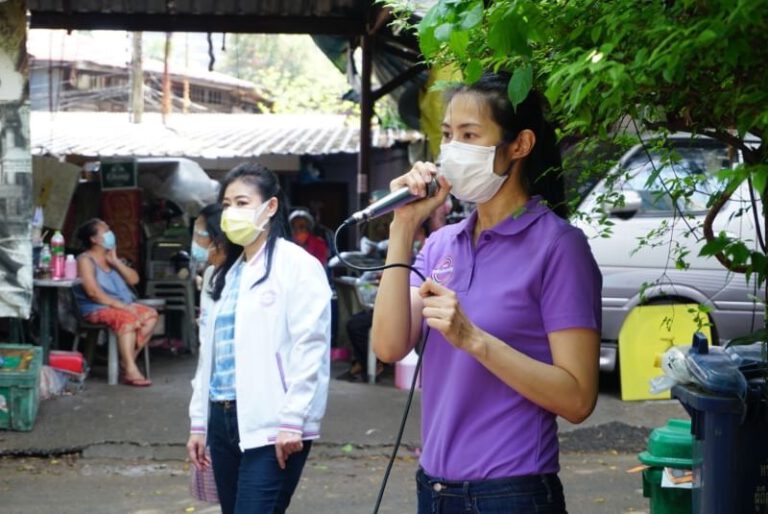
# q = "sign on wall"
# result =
<box><xmin>100</xmin><ymin>160</ymin><xmax>138</xmax><ymax>190</ymax></box>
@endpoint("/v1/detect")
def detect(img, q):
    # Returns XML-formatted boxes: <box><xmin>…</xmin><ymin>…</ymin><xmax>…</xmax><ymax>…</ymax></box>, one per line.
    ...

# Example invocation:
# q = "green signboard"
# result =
<box><xmin>100</xmin><ymin>160</ymin><xmax>137</xmax><ymax>190</ymax></box>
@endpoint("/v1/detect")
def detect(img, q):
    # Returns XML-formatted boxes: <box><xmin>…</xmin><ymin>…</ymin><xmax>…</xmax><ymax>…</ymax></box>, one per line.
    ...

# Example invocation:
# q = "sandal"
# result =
<box><xmin>120</xmin><ymin>376</ymin><xmax>152</xmax><ymax>387</ymax></box>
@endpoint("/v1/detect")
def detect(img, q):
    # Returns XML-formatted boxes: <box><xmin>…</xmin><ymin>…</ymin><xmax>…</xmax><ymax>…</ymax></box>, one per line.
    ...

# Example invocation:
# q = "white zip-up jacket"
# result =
<box><xmin>189</xmin><ymin>238</ymin><xmax>332</xmax><ymax>451</ymax></box>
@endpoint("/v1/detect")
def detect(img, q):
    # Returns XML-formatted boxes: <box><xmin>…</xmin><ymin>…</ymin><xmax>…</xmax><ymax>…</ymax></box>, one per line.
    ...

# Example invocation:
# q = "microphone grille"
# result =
<box><xmin>426</xmin><ymin>177</ymin><xmax>439</xmax><ymax>198</ymax></box>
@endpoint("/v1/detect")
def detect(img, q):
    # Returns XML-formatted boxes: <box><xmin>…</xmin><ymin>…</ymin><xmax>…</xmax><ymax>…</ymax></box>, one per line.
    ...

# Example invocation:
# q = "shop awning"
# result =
<box><xmin>27</xmin><ymin>0</ymin><xmax>372</xmax><ymax>34</ymax></box>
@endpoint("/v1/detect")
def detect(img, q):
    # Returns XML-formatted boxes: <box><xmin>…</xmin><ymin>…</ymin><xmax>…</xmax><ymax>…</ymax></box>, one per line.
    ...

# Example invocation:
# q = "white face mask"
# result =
<box><xmin>439</xmin><ymin>140</ymin><xmax>509</xmax><ymax>203</ymax></box>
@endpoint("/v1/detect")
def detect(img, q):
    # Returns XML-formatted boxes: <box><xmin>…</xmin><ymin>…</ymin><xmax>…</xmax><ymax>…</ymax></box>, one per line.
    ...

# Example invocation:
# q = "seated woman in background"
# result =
<box><xmin>73</xmin><ymin>218</ymin><xmax>158</xmax><ymax>387</ymax></box>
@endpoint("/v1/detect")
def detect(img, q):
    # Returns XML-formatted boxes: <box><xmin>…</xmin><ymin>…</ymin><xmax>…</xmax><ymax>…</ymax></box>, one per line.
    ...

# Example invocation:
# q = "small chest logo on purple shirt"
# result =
<box><xmin>431</xmin><ymin>256</ymin><xmax>454</xmax><ymax>284</ymax></box>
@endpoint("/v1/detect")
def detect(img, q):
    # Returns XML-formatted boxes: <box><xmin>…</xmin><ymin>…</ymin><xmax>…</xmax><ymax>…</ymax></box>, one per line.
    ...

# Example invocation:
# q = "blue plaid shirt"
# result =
<box><xmin>209</xmin><ymin>259</ymin><xmax>244</xmax><ymax>401</ymax></box>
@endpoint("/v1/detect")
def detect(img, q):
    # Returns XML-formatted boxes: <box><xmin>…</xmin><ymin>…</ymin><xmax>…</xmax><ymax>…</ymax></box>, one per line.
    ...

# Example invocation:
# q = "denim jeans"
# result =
<box><xmin>416</xmin><ymin>468</ymin><xmax>567</xmax><ymax>514</ymax></box>
<box><xmin>208</xmin><ymin>401</ymin><xmax>311</xmax><ymax>514</ymax></box>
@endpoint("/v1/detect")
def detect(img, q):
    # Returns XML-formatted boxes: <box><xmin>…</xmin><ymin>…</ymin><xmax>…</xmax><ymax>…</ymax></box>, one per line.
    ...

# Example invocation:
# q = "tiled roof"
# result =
<box><xmin>30</xmin><ymin>112</ymin><xmax>422</xmax><ymax>159</ymax></box>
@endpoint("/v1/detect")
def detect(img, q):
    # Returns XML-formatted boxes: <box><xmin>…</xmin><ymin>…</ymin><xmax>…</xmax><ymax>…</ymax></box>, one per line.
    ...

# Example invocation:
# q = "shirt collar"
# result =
<box><xmin>244</xmin><ymin>241</ymin><xmax>269</xmax><ymax>267</ymax></box>
<box><xmin>458</xmin><ymin>196</ymin><xmax>549</xmax><ymax>237</ymax></box>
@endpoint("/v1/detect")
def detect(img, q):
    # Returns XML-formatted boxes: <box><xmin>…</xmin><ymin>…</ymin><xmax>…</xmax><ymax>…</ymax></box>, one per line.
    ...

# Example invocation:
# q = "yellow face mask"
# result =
<box><xmin>220</xmin><ymin>202</ymin><xmax>271</xmax><ymax>246</ymax></box>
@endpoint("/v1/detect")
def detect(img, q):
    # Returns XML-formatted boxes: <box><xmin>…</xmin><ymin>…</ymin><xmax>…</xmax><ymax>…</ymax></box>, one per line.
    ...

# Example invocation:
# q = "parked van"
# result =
<box><xmin>574</xmin><ymin>133</ymin><xmax>763</xmax><ymax>372</ymax></box>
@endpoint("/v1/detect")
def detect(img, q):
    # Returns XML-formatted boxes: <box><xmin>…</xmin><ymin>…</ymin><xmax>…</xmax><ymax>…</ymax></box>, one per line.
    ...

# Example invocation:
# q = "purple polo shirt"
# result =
<box><xmin>410</xmin><ymin>197</ymin><xmax>602</xmax><ymax>480</ymax></box>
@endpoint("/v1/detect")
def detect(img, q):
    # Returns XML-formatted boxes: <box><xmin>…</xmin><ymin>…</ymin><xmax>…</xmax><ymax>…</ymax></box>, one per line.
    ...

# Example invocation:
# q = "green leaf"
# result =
<box><xmin>464</xmin><ymin>58</ymin><xmax>483</xmax><ymax>84</ymax></box>
<box><xmin>696</xmin><ymin>29</ymin><xmax>718</xmax><ymax>45</ymax></box>
<box><xmin>460</xmin><ymin>2</ymin><xmax>483</xmax><ymax>30</ymax></box>
<box><xmin>449</xmin><ymin>30</ymin><xmax>469</xmax><ymax>59</ymax></box>
<box><xmin>590</xmin><ymin>25</ymin><xmax>602</xmax><ymax>44</ymax></box>
<box><xmin>434</xmin><ymin>22</ymin><xmax>454</xmax><ymax>42</ymax></box>
<box><xmin>487</xmin><ymin>16</ymin><xmax>512</xmax><ymax>54</ymax></box>
<box><xmin>544</xmin><ymin>79</ymin><xmax>564</xmax><ymax>107</ymax></box>
<box><xmin>418</xmin><ymin>27</ymin><xmax>440</xmax><ymax>57</ymax></box>
<box><xmin>727</xmin><ymin>241</ymin><xmax>750</xmax><ymax>265</ymax></box>
<box><xmin>508</xmin><ymin>64</ymin><xmax>533</xmax><ymax>110</ymax></box>
<box><xmin>662</xmin><ymin>64</ymin><xmax>675</xmax><ymax>83</ymax></box>
<box><xmin>417</xmin><ymin>4</ymin><xmax>440</xmax><ymax>32</ymax></box>
<box><xmin>750</xmin><ymin>165</ymin><xmax>768</xmax><ymax>196</ymax></box>
<box><xmin>699</xmin><ymin>232</ymin><xmax>730</xmax><ymax>257</ymax></box>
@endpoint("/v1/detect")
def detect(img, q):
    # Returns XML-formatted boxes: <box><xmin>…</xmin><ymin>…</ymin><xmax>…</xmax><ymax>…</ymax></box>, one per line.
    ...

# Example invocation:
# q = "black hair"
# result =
<box><xmin>211</xmin><ymin>163</ymin><xmax>290</xmax><ymax>301</ymax></box>
<box><xmin>75</xmin><ymin>218</ymin><xmax>103</xmax><ymax>250</ymax></box>
<box><xmin>447</xmin><ymin>72</ymin><xmax>568</xmax><ymax>218</ymax></box>
<box><xmin>198</xmin><ymin>203</ymin><xmax>225</xmax><ymax>249</ymax></box>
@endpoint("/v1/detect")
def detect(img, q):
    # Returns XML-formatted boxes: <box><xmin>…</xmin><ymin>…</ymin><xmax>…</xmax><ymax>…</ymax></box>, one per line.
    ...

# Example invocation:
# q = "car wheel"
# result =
<box><xmin>642</xmin><ymin>297</ymin><xmax>720</xmax><ymax>346</ymax></box>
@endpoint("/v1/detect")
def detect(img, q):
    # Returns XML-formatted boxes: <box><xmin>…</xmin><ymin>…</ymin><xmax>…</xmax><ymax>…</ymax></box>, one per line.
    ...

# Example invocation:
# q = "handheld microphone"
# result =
<box><xmin>343</xmin><ymin>177</ymin><xmax>439</xmax><ymax>225</ymax></box>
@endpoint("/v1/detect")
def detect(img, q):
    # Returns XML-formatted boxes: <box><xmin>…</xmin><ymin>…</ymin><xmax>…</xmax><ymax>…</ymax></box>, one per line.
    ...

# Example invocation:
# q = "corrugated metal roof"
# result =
<box><xmin>30</xmin><ymin>112</ymin><xmax>422</xmax><ymax>159</ymax></box>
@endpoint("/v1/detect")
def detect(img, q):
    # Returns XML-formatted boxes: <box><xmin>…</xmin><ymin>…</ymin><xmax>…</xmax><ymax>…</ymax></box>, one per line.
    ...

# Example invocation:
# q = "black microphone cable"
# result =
<box><xmin>333</xmin><ymin>223</ymin><xmax>431</xmax><ymax>514</ymax></box>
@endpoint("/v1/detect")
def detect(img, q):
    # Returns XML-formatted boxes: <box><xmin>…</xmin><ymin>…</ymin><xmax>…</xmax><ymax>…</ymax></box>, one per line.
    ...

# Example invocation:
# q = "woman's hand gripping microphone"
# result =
<box><xmin>389</xmin><ymin>162</ymin><xmax>452</xmax><ymax>229</ymax></box>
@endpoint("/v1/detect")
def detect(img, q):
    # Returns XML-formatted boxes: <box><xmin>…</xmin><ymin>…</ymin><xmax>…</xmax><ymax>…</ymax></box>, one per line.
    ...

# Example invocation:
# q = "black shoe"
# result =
<box><xmin>336</xmin><ymin>369</ymin><xmax>363</xmax><ymax>382</ymax></box>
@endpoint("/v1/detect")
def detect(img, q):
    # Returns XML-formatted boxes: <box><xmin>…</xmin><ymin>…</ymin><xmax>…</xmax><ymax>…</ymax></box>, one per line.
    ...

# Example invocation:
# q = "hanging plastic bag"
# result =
<box><xmin>189</xmin><ymin>448</ymin><xmax>219</xmax><ymax>504</ymax></box>
<box><xmin>649</xmin><ymin>346</ymin><xmax>694</xmax><ymax>395</ymax></box>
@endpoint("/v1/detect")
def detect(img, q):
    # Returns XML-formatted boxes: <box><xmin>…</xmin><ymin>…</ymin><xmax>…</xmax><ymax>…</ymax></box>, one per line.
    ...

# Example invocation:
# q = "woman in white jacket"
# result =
<box><xmin>186</xmin><ymin>163</ymin><xmax>332</xmax><ymax>514</ymax></box>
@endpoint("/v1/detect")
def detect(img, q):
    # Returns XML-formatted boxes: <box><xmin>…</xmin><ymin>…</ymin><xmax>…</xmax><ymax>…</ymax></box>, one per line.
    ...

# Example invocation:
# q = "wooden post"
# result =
<box><xmin>162</xmin><ymin>32</ymin><xmax>172</xmax><ymax>122</ymax></box>
<box><xmin>182</xmin><ymin>33</ymin><xmax>190</xmax><ymax>114</ymax></box>
<box><xmin>129</xmin><ymin>32</ymin><xmax>143</xmax><ymax>123</ymax></box>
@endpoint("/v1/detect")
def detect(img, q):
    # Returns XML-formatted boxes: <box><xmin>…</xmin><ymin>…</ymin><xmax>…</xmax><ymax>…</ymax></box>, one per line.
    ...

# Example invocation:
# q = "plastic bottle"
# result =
<box><xmin>64</xmin><ymin>254</ymin><xmax>78</xmax><ymax>280</ymax></box>
<box><xmin>649</xmin><ymin>346</ymin><xmax>694</xmax><ymax>395</ymax></box>
<box><xmin>40</xmin><ymin>244</ymin><xmax>52</xmax><ymax>278</ymax></box>
<box><xmin>51</xmin><ymin>231</ymin><xmax>65</xmax><ymax>279</ymax></box>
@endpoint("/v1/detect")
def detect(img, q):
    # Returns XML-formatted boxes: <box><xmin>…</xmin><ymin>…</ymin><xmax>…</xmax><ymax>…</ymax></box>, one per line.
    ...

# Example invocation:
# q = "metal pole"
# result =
<box><xmin>357</xmin><ymin>34</ymin><xmax>373</xmax><ymax>244</ymax></box>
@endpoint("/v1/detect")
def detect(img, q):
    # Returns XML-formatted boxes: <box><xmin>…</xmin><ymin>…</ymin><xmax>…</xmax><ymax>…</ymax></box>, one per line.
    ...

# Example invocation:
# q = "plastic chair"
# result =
<box><xmin>70</xmin><ymin>291</ymin><xmax>150</xmax><ymax>385</ymax></box>
<box><xmin>144</xmin><ymin>280</ymin><xmax>197</xmax><ymax>353</ymax></box>
<box><xmin>333</xmin><ymin>277</ymin><xmax>380</xmax><ymax>384</ymax></box>
<box><xmin>332</xmin><ymin>277</ymin><xmax>364</xmax><ymax>350</ymax></box>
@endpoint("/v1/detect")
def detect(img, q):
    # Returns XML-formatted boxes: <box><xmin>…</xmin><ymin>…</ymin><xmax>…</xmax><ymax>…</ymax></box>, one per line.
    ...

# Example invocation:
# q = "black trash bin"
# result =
<box><xmin>672</xmin><ymin>383</ymin><xmax>768</xmax><ymax>514</ymax></box>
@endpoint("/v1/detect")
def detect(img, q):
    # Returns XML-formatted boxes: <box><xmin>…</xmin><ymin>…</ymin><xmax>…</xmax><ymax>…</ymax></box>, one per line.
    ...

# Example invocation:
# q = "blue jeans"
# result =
<box><xmin>416</xmin><ymin>468</ymin><xmax>567</xmax><ymax>513</ymax></box>
<box><xmin>208</xmin><ymin>401</ymin><xmax>311</xmax><ymax>514</ymax></box>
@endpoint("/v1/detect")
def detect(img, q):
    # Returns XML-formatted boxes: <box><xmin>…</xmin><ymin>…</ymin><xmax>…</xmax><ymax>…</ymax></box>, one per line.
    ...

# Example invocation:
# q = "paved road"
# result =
<box><xmin>0</xmin><ymin>451</ymin><xmax>650</xmax><ymax>514</ymax></box>
<box><xmin>0</xmin><ymin>353</ymin><xmax>687</xmax><ymax>513</ymax></box>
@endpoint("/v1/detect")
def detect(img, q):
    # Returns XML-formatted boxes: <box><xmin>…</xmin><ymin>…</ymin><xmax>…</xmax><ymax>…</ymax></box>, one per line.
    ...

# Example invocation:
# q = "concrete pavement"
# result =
<box><xmin>0</xmin><ymin>351</ymin><xmax>690</xmax><ymax>513</ymax></box>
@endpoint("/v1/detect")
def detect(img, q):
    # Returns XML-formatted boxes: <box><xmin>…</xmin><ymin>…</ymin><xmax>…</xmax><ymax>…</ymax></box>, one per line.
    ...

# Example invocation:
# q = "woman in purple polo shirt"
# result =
<box><xmin>372</xmin><ymin>72</ymin><xmax>602</xmax><ymax>513</ymax></box>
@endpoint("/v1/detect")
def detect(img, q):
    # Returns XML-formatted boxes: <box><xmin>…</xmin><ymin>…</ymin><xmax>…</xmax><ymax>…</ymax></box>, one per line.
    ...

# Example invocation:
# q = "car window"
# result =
<box><xmin>621</xmin><ymin>143</ymin><xmax>732</xmax><ymax>215</ymax></box>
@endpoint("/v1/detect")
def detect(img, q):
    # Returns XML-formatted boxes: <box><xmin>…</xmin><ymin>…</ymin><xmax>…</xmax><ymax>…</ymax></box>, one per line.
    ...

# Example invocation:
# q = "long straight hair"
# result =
<box><xmin>211</xmin><ymin>163</ymin><xmax>290</xmax><ymax>301</ymax></box>
<box><xmin>447</xmin><ymin>72</ymin><xmax>568</xmax><ymax>218</ymax></box>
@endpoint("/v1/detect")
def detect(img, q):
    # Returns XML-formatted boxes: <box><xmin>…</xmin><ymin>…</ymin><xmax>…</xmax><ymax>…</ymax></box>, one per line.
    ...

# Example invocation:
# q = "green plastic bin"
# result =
<box><xmin>0</xmin><ymin>344</ymin><xmax>43</xmax><ymax>431</ymax></box>
<box><xmin>637</xmin><ymin>418</ymin><xmax>692</xmax><ymax>514</ymax></box>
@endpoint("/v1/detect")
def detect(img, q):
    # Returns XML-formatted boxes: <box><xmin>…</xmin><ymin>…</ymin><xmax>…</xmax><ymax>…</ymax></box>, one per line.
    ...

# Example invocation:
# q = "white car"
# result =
<box><xmin>574</xmin><ymin>134</ymin><xmax>764</xmax><ymax>372</ymax></box>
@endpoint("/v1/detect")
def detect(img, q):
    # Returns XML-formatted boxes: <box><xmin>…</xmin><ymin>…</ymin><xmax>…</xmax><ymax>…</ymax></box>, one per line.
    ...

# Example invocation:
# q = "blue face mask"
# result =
<box><xmin>101</xmin><ymin>230</ymin><xmax>117</xmax><ymax>250</ymax></box>
<box><xmin>191</xmin><ymin>241</ymin><xmax>210</xmax><ymax>263</ymax></box>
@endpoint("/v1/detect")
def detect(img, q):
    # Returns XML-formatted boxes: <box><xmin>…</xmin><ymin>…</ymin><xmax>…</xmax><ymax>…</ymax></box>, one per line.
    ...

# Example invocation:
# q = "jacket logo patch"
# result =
<box><xmin>431</xmin><ymin>256</ymin><xmax>454</xmax><ymax>284</ymax></box>
<box><xmin>260</xmin><ymin>290</ymin><xmax>277</xmax><ymax>306</ymax></box>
